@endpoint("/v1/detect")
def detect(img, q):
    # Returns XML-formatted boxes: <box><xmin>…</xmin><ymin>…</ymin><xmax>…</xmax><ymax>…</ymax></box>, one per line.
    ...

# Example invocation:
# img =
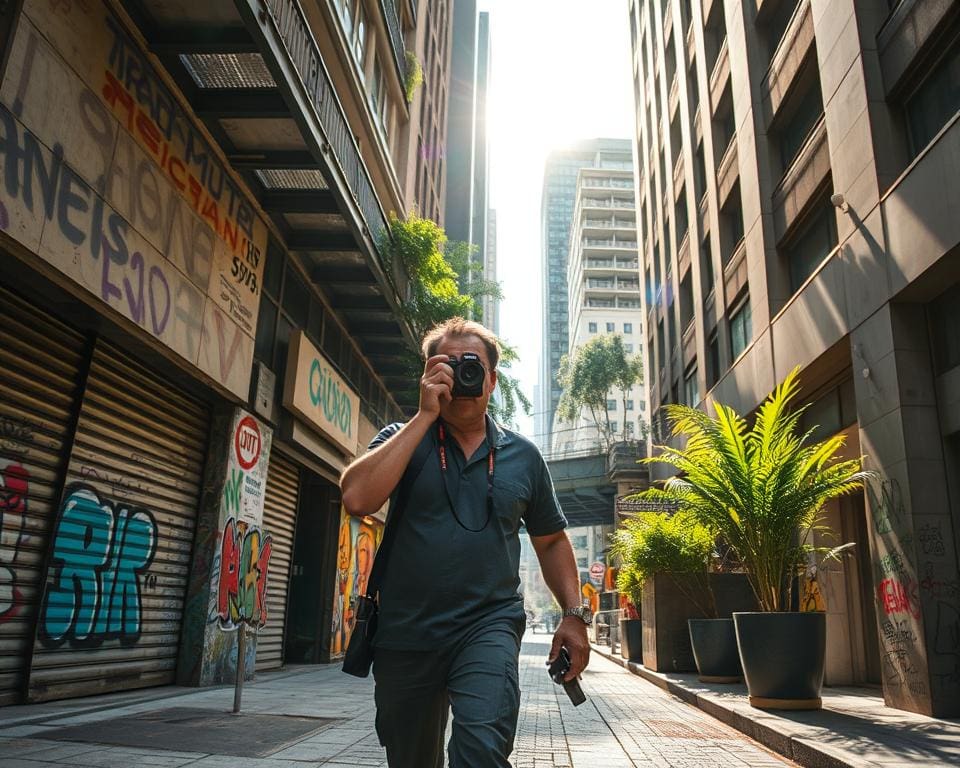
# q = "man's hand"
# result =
<box><xmin>419</xmin><ymin>354</ymin><xmax>454</xmax><ymax>417</ymax></box>
<box><xmin>549</xmin><ymin>616</ymin><xmax>590</xmax><ymax>682</ymax></box>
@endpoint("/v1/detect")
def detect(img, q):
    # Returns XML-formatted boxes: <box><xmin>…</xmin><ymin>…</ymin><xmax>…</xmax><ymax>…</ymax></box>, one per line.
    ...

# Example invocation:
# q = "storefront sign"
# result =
<box><xmin>589</xmin><ymin>561</ymin><xmax>606</xmax><ymax>586</ymax></box>
<box><xmin>227</xmin><ymin>410</ymin><xmax>271</xmax><ymax>528</ymax></box>
<box><xmin>283</xmin><ymin>331</ymin><xmax>360</xmax><ymax>455</ymax></box>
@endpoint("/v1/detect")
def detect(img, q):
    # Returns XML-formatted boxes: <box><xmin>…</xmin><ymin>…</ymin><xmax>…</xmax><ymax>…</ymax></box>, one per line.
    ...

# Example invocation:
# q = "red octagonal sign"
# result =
<box><xmin>235</xmin><ymin>415</ymin><xmax>262</xmax><ymax>471</ymax></box>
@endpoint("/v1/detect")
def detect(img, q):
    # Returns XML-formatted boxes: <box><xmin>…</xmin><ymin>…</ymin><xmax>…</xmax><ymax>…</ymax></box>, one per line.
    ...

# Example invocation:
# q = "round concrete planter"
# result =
<box><xmin>619</xmin><ymin>618</ymin><xmax>643</xmax><ymax>662</ymax></box>
<box><xmin>688</xmin><ymin>618</ymin><xmax>742</xmax><ymax>682</ymax></box>
<box><xmin>733</xmin><ymin>611</ymin><xmax>826</xmax><ymax>710</ymax></box>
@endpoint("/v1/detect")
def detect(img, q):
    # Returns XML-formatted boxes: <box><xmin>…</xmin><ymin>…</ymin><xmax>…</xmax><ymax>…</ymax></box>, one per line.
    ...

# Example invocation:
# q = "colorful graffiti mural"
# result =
<box><xmin>215</xmin><ymin>517</ymin><xmax>272</xmax><ymax>629</ymax></box>
<box><xmin>331</xmin><ymin>509</ymin><xmax>382</xmax><ymax>656</ymax></box>
<box><xmin>40</xmin><ymin>484</ymin><xmax>157</xmax><ymax>646</ymax></box>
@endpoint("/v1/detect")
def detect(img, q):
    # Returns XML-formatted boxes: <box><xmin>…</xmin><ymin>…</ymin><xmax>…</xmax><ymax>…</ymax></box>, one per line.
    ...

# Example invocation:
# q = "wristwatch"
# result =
<box><xmin>562</xmin><ymin>606</ymin><xmax>593</xmax><ymax>625</ymax></box>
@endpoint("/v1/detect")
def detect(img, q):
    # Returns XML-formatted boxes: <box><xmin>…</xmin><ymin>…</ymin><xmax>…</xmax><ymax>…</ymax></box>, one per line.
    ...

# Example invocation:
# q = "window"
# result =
<box><xmin>784</xmin><ymin>194</ymin><xmax>838</xmax><ymax>293</ymax></box>
<box><xmin>624</xmin><ymin>343</ymin><xmax>634</xmax><ymax>353</ymax></box>
<box><xmin>700</xmin><ymin>236</ymin><xmax>715</xmax><ymax>296</ymax></box>
<box><xmin>684</xmin><ymin>364</ymin><xmax>699</xmax><ymax>406</ymax></box>
<box><xmin>606</xmin><ymin>322</ymin><xmax>615</xmax><ymax>332</ymax></box>
<box><xmin>572</xmin><ymin>535</ymin><xmax>588</xmax><ymax>549</ymax></box>
<box><xmin>607</xmin><ymin>399</ymin><xmax>617</xmax><ymax>410</ymax></box>
<box><xmin>369</xmin><ymin>58</ymin><xmax>388</xmax><ymax>136</ymax></box>
<box><xmin>667</xmin><ymin>303</ymin><xmax>677</xmax><ymax>356</ymax></box>
<box><xmin>589</xmin><ymin>322</ymin><xmax>598</xmax><ymax>333</ymax></box>
<box><xmin>694</xmin><ymin>143</ymin><xmax>707</xmax><ymax>201</ymax></box>
<box><xmin>680</xmin><ymin>273</ymin><xmax>694</xmax><ymax>330</ymax></box>
<box><xmin>626</xmin><ymin>400</ymin><xmax>635</xmax><ymax>411</ymax></box>
<box><xmin>657</xmin><ymin>318</ymin><xmax>665</xmax><ymax>366</ymax></box>
<box><xmin>353</xmin><ymin>2</ymin><xmax>367</xmax><ymax>69</ymax></box>
<box><xmin>626</xmin><ymin>421</ymin><xmax>635</xmax><ymax>435</ymax></box>
<box><xmin>577</xmin><ymin>556</ymin><xmax>589</xmax><ymax>568</ymax></box>
<box><xmin>610</xmin><ymin>421</ymin><xmax>619</xmax><ymax>434</ymax></box>
<box><xmin>335</xmin><ymin>0</ymin><xmax>354</xmax><ymax>41</ymax></box>
<box><xmin>707</xmin><ymin>331</ymin><xmax>721</xmax><ymax>388</ymax></box>
<box><xmin>624</xmin><ymin>322</ymin><xmax>633</xmax><ymax>334</ymax></box>
<box><xmin>930</xmin><ymin>282</ymin><xmax>960</xmax><ymax>374</ymax></box>
<box><xmin>729</xmin><ymin>295</ymin><xmax>752</xmax><ymax>360</ymax></box>
<box><xmin>907</xmin><ymin>38</ymin><xmax>960</xmax><ymax>157</ymax></box>
<box><xmin>778</xmin><ymin>72</ymin><xmax>824</xmax><ymax>172</ymax></box>
<box><xmin>720</xmin><ymin>183</ymin><xmax>744</xmax><ymax>264</ymax></box>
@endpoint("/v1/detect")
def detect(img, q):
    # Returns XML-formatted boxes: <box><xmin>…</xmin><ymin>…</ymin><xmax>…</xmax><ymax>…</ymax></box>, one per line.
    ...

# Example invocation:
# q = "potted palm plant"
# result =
<box><xmin>611</xmin><ymin>510</ymin><xmax>718</xmax><ymax>672</ymax></box>
<box><xmin>636</xmin><ymin>369</ymin><xmax>868</xmax><ymax>709</ymax></box>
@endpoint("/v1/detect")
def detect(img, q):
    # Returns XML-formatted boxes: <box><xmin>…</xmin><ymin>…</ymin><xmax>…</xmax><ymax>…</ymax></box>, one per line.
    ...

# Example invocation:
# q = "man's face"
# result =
<box><xmin>434</xmin><ymin>334</ymin><xmax>497</xmax><ymax>422</ymax></box>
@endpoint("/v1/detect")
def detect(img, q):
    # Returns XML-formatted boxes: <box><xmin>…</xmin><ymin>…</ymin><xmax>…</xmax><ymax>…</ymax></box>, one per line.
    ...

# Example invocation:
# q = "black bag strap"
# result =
<box><xmin>364</xmin><ymin>428</ymin><xmax>434</xmax><ymax>599</ymax></box>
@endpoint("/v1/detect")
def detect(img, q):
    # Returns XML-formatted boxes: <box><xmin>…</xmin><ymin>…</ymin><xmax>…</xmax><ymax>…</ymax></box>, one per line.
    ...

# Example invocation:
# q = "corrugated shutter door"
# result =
<box><xmin>0</xmin><ymin>285</ymin><xmax>86</xmax><ymax>706</ymax></box>
<box><xmin>256</xmin><ymin>452</ymin><xmax>298</xmax><ymax>672</ymax></box>
<box><xmin>28</xmin><ymin>340</ymin><xmax>209</xmax><ymax>702</ymax></box>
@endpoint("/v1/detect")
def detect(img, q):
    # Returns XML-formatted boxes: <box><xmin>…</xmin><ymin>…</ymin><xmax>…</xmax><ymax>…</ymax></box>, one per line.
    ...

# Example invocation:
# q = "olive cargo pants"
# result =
<box><xmin>372</xmin><ymin>623</ymin><xmax>522</xmax><ymax>767</ymax></box>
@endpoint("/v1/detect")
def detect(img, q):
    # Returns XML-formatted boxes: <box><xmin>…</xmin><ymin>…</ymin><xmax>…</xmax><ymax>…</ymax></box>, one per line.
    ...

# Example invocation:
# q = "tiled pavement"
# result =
<box><xmin>0</xmin><ymin>632</ymin><xmax>791</xmax><ymax>767</ymax></box>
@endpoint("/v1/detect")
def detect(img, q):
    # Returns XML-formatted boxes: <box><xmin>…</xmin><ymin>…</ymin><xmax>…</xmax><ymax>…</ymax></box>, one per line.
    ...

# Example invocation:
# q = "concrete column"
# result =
<box><xmin>852</xmin><ymin>303</ymin><xmax>960</xmax><ymax>717</ymax></box>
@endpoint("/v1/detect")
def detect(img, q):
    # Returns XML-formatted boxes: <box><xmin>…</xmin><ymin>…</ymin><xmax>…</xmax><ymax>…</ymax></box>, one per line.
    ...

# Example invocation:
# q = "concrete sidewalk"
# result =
<box><xmin>0</xmin><ymin>633</ymin><xmax>791</xmax><ymax>767</ymax></box>
<box><xmin>592</xmin><ymin>643</ymin><xmax>960</xmax><ymax>767</ymax></box>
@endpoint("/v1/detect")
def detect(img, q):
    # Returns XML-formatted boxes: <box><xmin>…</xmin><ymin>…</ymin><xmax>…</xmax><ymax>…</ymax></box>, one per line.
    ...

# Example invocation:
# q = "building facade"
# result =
<box><xmin>629</xmin><ymin>0</ymin><xmax>960</xmax><ymax>717</ymax></box>
<box><xmin>536</xmin><ymin>139</ymin><xmax>635</xmax><ymax>451</ymax></box>
<box><xmin>0</xmin><ymin>0</ymin><xmax>437</xmax><ymax>705</ymax></box>
<box><xmin>552</xmin><ymin>165</ymin><xmax>646</xmax><ymax>456</ymax></box>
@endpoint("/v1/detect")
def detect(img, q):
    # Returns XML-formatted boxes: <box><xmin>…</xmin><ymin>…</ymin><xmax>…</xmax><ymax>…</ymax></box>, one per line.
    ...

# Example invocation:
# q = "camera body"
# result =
<box><xmin>546</xmin><ymin>648</ymin><xmax>587</xmax><ymax>706</ymax></box>
<box><xmin>448</xmin><ymin>352</ymin><xmax>486</xmax><ymax>398</ymax></box>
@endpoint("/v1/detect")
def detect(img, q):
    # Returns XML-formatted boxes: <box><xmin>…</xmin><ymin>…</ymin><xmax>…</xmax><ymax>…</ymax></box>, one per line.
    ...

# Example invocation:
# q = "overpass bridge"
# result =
<box><xmin>543</xmin><ymin>441</ymin><xmax>649</xmax><ymax>528</ymax></box>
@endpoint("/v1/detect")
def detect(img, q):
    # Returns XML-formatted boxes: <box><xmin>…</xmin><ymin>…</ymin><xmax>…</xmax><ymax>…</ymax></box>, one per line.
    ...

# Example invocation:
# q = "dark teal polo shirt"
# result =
<box><xmin>368</xmin><ymin>417</ymin><xmax>566</xmax><ymax>650</ymax></box>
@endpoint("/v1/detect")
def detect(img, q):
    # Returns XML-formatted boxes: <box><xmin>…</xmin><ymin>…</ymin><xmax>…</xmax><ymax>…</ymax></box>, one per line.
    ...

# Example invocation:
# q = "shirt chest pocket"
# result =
<box><xmin>492</xmin><ymin>477</ymin><xmax>530</xmax><ymax>529</ymax></box>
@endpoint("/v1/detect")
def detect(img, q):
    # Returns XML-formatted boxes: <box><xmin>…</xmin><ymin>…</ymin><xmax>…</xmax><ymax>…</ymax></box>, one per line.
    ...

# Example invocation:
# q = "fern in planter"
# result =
<box><xmin>611</xmin><ymin>510</ymin><xmax>718</xmax><ymax>618</ymax></box>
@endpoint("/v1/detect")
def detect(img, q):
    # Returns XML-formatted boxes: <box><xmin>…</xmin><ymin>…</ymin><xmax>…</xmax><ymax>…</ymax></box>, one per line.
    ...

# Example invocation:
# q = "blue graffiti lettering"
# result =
<box><xmin>41</xmin><ymin>484</ymin><xmax>156</xmax><ymax>647</ymax></box>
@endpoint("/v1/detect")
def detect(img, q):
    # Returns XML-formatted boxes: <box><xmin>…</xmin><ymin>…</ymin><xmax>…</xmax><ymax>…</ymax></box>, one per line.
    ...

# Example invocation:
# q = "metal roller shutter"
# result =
<box><xmin>28</xmin><ymin>340</ymin><xmax>209</xmax><ymax>702</ymax></box>
<box><xmin>0</xmin><ymin>285</ymin><xmax>87</xmax><ymax>706</ymax></box>
<box><xmin>256</xmin><ymin>453</ymin><xmax>299</xmax><ymax>672</ymax></box>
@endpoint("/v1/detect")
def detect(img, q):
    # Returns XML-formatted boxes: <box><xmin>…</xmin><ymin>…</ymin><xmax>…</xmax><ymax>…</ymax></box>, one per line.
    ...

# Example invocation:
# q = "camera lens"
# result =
<box><xmin>457</xmin><ymin>360</ymin><xmax>484</xmax><ymax>388</ymax></box>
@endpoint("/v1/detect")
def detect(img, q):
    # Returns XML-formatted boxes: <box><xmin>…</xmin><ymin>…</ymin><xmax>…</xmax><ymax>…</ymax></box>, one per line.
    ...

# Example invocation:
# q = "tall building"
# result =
<box><xmin>444</xmin><ymin>5</ymin><xmax>495</xmax><ymax>326</ymax></box>
<box><xmin>536</xmin><ymin>139</ymin><xmax>634</xmax><ymax>451</ymax></box>
<box><xmin>485</xmin><ymin>208</ymin><xmax>499</xmax><ymax>333</ymax></box>
<box><xmin>444</xmin><ymin>0</ymin><xmax>478</xmax><ymax>246</ymax></box>
<box><xmin>398</xmin><ymin>0</ymin><xmax>456</xmax><ymax>225</ymax></box>
<box><xmin>0</xmin><ymin>0</ymin><xmax>444</xmax><ymax>705</ymax></box>
<box><xmin>629</xmin><ymin>0</ymin><xmax>960</xmax><ymax>717</ymax></box>
<box><xmin>552</xmin><ymin>165</ymin><xmax>645</xmax><ymax>455</ymax></box>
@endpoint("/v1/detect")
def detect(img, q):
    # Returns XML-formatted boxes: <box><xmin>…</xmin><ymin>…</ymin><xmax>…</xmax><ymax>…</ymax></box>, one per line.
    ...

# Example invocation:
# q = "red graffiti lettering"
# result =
<box><xmin>216</xmin><ymin>517</ymin><xmax>272</xmax><ymax>629</ymax></box>
<box><xmin>879</xmin><ymin>578</ymin><xmax>920</xmax><ymax>620</ymax></box>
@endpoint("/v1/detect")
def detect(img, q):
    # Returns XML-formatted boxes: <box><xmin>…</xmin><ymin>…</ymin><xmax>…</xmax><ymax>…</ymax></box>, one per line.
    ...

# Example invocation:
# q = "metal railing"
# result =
<box><xmin>379</xmin><ymin>0</ymin><xmax>405</xmax><ymax>83</ymax></box>
<box><xmin>262</xmin><ymin>0</ymin><xmax>388</xmax><ymax>250</ymax></box>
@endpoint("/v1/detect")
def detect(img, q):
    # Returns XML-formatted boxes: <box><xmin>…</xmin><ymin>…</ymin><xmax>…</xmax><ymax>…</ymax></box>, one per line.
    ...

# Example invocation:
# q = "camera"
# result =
<box><xmin>448</xmin><ymin>352</ymin><xmax>486</xmax><ymax>398</ymax></box>
<box><xmin>546</xmin><ymin>648</ymin><xmax>587</xmax><ymax>706</ymax></box>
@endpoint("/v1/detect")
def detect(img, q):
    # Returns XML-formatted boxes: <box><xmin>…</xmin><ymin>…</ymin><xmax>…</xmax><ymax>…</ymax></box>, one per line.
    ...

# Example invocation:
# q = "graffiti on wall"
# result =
<box><xmin>0</xmin><ymin>460</ymin><xmax>30</xmax><ymax>623</ymax></box>
<box><xmin>40</xmin><ymin>484</ymin><xmax>156</xmax><ymax>647</ymax></box>
<box><xmin>331</xmin><ymin>509</ymin><xmax>382</xmax><ymax>657</ymax></box>
<box><xmin>1</xmin><ymin>415</ymin><xmax>38</xmax><ymax>625</ymax></box>
<box><xmin>215</xmin><ymin>517</ymin><xmax>272</xmax><ymax>629</ymax></box>
<box><xmin>0</xmin><ymin>2</ymin><xmax>265</xmax><ymax>397</ymax></box>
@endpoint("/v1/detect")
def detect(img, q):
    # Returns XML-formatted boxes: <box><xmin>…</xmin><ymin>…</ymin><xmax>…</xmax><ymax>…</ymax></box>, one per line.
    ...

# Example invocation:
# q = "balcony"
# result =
<box><xmin>582</xmin><ymin>177</ymin><xmax>635</xmax><ymax>189</ymax></box>
<box><xmin>379</xmin><ymin>0</ymin><xmax>407</xmax><ymax>85</ymax></box>
<box><xmin>583</xmin><ymin>238</ymin><xmax>639</xmax><ymax>250</ymax></box>
<box><xmin>124</xmin><ymin>0</ymin><xmax>417</xmax><ymax>403</ymax></box>
<box><xmin>709</xmin><ymin>38</ymin><xmax>730</xmax><ymax>114</ymax></box>
<box><xmin>762</xmin><ymin>0</ymin><xmax>814</xmax><ymax>120</ymax></box>
<box><xmin>772</xmin><ymin>116</ymin><xmax>829</xmax><ymax>240</ymax></box>
<box><xmin>716</xmin><ymin>136</ymin><xmax>739</xmax><ymax>207</ymax></box>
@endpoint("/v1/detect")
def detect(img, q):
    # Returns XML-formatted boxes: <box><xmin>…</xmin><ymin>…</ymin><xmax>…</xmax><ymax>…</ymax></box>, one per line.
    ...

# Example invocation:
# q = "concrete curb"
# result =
<box><xmin>592</xmin><ymin>643</ymin><xmax>858</xmax><ymax>768</ymax></box>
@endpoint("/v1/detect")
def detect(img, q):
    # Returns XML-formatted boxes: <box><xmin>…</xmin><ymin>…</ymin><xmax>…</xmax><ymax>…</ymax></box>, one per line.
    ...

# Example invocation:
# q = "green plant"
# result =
<box><xmin>635</xmin><ymin>368</ymin><xmax>868</xmax><ymax>613</ymax></box>
<box><xmin>377</xmin><ymin>213</ymin><xmax>530</xmax><ymax>426</ymax></box>
<box><xmin>611</xmin><ymin>510</ymin><xmax>718</xmax><ymax>617</ymax></box>
<box><xmin>404</xmin><ymin>51</ymin><xmax>424</xmax><ymax>104</ymax></box>
<box><xmin>557</xmin><ymin>334</ymin><xmax>645</xmax><ymax>448</ymax></box>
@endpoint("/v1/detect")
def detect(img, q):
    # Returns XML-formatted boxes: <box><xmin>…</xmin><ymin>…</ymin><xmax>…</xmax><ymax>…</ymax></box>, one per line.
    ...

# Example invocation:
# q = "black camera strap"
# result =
<box><xmin>365</xmin><ymin>433</ymin><xmax>433</xmax><ymax>601</ymax></box>
<box><xmin>437</xmin><ymin>415</ymin><xmax>496</xmax><ymax>533</ymax></box>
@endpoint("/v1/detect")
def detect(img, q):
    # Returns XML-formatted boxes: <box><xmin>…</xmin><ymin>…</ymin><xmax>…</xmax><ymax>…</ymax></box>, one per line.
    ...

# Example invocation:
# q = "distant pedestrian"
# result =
<box><xmin>341</xmin><ymin>317</ymin><xmax>591</xmax><ymax>768</ymax></box>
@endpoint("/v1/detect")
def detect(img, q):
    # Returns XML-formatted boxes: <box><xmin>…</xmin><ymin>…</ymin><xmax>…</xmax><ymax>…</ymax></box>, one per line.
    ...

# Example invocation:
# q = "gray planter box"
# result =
<box><xmin>642</xmin><ymin>572</ymin><xmax>757</xmax><ymax>673</ymax></box>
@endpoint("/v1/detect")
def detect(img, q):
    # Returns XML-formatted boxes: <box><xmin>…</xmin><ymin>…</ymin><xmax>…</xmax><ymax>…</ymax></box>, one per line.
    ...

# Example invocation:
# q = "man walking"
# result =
<box><xmin>340</xmin><ymin>317</ymin><xmax>590</xmax><ymax>767</ymax></box>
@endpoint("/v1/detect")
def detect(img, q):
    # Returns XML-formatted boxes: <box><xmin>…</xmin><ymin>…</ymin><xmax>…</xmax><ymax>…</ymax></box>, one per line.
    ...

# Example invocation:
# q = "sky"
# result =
<box><xmin>480</xmin><ymin>0</ymin><xmax>635</xmax><ymax>439</ymax></box>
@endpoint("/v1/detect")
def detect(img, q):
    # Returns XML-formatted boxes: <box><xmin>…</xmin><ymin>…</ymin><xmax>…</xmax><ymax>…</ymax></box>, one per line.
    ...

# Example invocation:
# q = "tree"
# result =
<box><xmin>556</xmin><ymin>334</ymin><xmax>644</xmax><ymax>449</ymax></box>
<box><xmin>377</xmin><ymin>212</ymin><xmax>530</xmax><ymax>427</ymax></box>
